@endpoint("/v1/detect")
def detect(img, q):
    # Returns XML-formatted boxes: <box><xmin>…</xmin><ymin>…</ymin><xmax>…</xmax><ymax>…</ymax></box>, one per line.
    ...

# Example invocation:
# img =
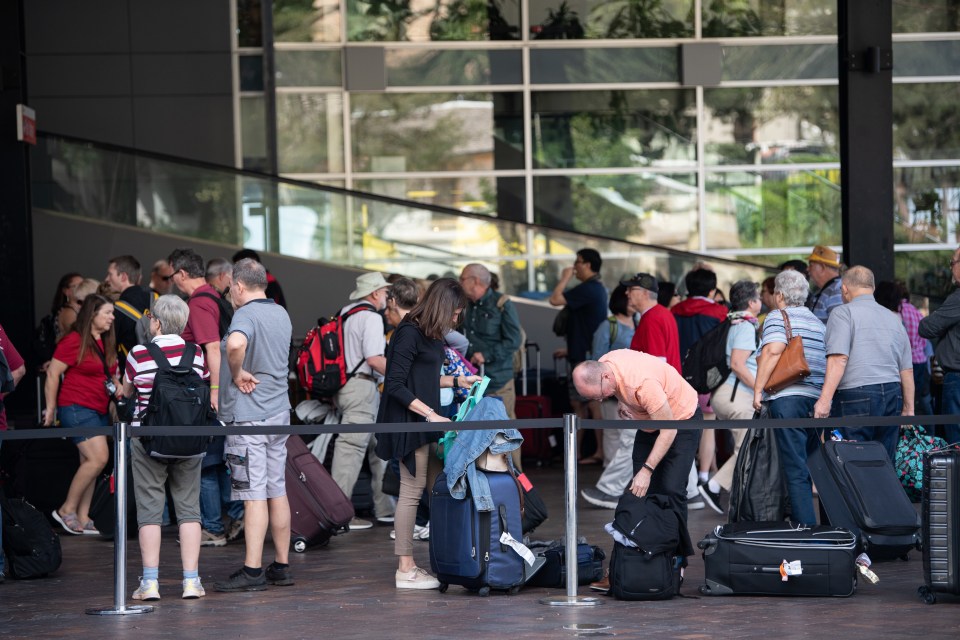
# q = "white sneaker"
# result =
<box><xmin>349</xmin><ymin>517</ymin><xmax>373</xmax><ymax>530</ymax></box>
<box><xmin>688</xmin><ymin>499</ymin><xmax>706</xmax><ymax>511</ymax></box>
<box><xmin>395</xmin><ymin>567</ymin><xmax>441</xmax><ymax>590</ymax></box>
<box><xmin>389</xmin><ymin>524</ymin><xmax>429</xmax><ymax>541</ymax></box>
<box><xmin>132</xmin><ymin>578</ymin><xmax>160</xmax><ymax>601</ymax></box>
<box><xmin>182</xmin><ymin>577</ymin><xmax>206</xmax><ymax>599</ymax></box>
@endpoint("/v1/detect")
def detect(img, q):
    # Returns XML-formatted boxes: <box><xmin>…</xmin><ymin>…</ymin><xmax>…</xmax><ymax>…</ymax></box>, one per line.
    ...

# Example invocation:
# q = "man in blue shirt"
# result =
<box><xmin>549</xmin><ymin>248</ymin><xmax>608</xmax><ymax>423</ymax></box>
<box><xmin>806</xmin><ymin>245</ymin><xmax>843</xmax><ymax>323</ymax></box>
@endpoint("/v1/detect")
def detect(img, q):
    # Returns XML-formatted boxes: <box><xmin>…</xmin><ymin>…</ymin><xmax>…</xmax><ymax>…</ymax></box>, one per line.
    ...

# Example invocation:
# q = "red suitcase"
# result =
<box><xmin>516</xmin><ymin>343</ymin><xmax>558</xmax><ymax>465</ymax></box>
<box><xmin>285</xmin><ymin>435</ymin><xmax>354</xmax><ymax>552</ymax></box>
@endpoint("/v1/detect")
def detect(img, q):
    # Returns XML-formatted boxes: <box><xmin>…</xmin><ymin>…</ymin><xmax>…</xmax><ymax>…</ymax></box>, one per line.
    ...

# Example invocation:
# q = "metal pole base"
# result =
<box><xmin>563</xmin><ymin>624</ymin><xmax>612</xmax><ymax>632</ymax></box>
<box><xmin>86</xmin><ymin>605</ymin><xmax>154</xmax><ymax>616</ymax></box>
<box><xmin>539</xmin><ymin>595</ymin><xmax>603</xmax><ymax>606</ymax></box>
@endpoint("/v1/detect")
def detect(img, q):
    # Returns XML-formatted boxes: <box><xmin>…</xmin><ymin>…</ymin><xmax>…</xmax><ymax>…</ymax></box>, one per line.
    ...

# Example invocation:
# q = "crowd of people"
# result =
<box><xmin>1</xmin><ymin>241</ymin><xmax>959</xmax><ymax>596</ymax></box>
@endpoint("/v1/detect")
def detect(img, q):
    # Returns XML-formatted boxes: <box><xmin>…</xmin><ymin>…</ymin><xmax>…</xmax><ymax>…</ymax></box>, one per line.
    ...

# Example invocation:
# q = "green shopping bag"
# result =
<box><xmin>437</xmin><ymin>376</ymin><xmax>490</xmax><ymax>461</ymax></box>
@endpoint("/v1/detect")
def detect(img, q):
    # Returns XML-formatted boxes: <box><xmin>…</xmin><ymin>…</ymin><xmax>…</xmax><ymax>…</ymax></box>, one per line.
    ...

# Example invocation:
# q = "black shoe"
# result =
<box><xmin>698</xmin><ymin>483</ymin><xmax>723</xmax><ymax>514</ymax></box>
<box><xmin>214</xmin><ymin>568</ymin><xmax>268</xmax><ymax>592</ymax></box>
<box><xmin>265</xmin><ymin>562</ymin><xmax>294</xmax><ymax>586</ymax></box>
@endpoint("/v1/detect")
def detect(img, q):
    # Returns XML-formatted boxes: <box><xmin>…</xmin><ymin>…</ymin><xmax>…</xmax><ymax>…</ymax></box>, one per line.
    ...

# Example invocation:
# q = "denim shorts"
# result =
<box><xmin>58</xmin><ymin>404</ymin><xmax>109</xmax><ymax>445</ymax></box>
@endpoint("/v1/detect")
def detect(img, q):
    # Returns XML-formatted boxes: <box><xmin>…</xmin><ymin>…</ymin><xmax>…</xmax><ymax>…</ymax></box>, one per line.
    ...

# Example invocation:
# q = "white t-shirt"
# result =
<box><xmin>341</xmin><ymin>302</ymin><xmax>385</xmax><ymax>380</ymax></box>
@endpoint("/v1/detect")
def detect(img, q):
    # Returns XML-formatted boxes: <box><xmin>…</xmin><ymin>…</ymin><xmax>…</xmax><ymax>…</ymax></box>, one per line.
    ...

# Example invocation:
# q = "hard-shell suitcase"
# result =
<box><xmin>285</xmin><ymin>435</ymin><xmax>354</xmax><ymax>552</ymax></box>
<box><xmin>807</xmin><ymin>439</ymin><xmax>921</xmax><ymax>560</ymax></box>
<box><xmin>919</xmin><ymin>449</ymin><xmax>960</xmax><ymax>604</ymax></box>
<box><xmin>515</xmin><ymin>343</ymin><xmax>558</xmax><ymax>465</ymax></box>
<box><xmin>698</xmin><ymin>522</ymin><xmax>858</xmax><ymax>597</ymax></box>
<box><xmin>429</xmin><ymin>470</ymin><xmax>526</xmax><ymax>596</ymax></box>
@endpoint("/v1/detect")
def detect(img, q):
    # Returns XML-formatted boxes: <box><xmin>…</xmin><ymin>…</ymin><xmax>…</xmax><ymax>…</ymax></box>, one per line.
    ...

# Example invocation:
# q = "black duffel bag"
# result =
<box><xmin>1</xmin><ymin>496</ymin><xmax>62</xmax><ymax>579</ymax></box>
<box><xmin>526</xmin><ymin>542</ymin><xmax>604</xmax><ymax>588</ymax></box>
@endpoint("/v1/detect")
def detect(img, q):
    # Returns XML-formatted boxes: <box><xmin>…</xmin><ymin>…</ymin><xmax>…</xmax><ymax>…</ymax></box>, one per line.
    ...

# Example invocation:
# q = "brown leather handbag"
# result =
<box><xmin>763</xmin><ymin>309</ymin><xmax>811</xmax><ymax>393</ymax></box>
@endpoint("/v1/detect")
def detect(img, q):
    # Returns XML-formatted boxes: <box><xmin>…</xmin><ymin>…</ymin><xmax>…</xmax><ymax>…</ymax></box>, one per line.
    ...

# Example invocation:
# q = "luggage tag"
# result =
<box><xmin>779</xmin><ymin>560</ymin><xmax>802</xmax><ymax>581</ymax></box>
<box><xmin>500</xmin><ymin>531</ymin><xmax>536</xmax><ymax>566</ymax></box>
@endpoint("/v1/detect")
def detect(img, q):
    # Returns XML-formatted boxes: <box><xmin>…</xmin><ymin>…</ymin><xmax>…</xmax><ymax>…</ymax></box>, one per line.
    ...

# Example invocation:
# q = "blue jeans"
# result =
<box><xmin>914</xmin><ymin>362</ymin><xmax>933</xmax><ymax>417</ymax></box>
<box><xmin>58</xmin><ymin>404</ymin><xmax>109</xmax><ymax>444</ymax></box>
<box><xmin>199</xmin><ymin>464</ymin><xmax>244</xmax><ymax>534</ymax></box>
<box><xmin>769</xmin><ymin>395</ymin><xmax>822</xmax><ymax>527</ymax></box>
<box><xmin>831</xmin><ymin>382</ymin><xmax>902</xmax><ymax>462</ymax></box>
<box><xmin>940</xmin><ymin>372</ymin><xmax>960</xmax><ymax>446</ymax></box>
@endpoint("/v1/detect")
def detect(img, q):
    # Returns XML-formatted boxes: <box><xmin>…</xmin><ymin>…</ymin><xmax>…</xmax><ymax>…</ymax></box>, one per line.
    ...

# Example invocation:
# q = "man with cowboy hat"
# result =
<box><xmin>806</xmin><ymin>245</ymin><xmax>843</xmax><ymax>324</ymax></box>
<box><xmin>331</xmin><ymin>271</ymin><xmax>395</xmax><ymax>530</ymax></box>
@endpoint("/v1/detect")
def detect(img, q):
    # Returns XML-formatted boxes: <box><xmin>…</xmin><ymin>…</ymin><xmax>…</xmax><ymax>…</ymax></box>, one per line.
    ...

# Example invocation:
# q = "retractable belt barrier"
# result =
<box><xmin>1</xmin><ymin>413</ymin><xmax>957</xmax><ymax>614</ymax></box>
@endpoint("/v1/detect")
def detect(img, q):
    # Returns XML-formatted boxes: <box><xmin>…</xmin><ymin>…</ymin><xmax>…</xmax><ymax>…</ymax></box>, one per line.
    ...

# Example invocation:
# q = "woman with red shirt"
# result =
<box><xmin>43</xmin><ymin>295</ymin><xmax>120</xmax><ymax>535</ymax></box>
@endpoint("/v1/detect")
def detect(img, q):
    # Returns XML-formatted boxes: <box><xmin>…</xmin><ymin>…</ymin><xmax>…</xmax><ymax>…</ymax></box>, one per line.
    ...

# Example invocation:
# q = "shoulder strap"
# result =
<box><xmin>90</xmin><ymin>340</ymin><xmax>111</xmax><ymax>378</ymax></box>
<box><xmin>114</xmin><ymin>300</ymin><xmax>143</xmax><ymax>321</ymax></box>
<box><xmin>495</xmin><ymin>293</ymin><xmax>509</xmax><ymax>310</ymax></box>
<box><xmin>145</xmin><ymin>341</ymin><xmax>172</xmax><ymax>371</ymax></box>
<box><xmin>608</xmin><ymin>316</ymin><xmax>618</xmax><ymax>343</ymax></box>
<box><xmin>181</xmin><ymin>342</ymin><xmax>197</xmax><ymax>369</ymax></box>
<box><xmin>779</xmin><ymin>309</ymin><xmax>793</xmax><ymax>340</ymax></box>
<box><xmin>341</xmin><ymin>302</ymin><xmax>376</xmax><ymax>320</ymax></box>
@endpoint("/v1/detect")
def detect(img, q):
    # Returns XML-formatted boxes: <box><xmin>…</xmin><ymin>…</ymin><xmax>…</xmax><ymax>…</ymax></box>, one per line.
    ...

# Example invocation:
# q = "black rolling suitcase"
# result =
<box><xmin>807</xmin><ymin>439</ymin><xmax>921</xmax><ymax>560</ymax></box>
<box><xmin>698</xmin><ymin>522</ymin><xmax>858</xmax><ymax>597</ymax></box>
<box><xmin>919</xmin><ymin>449</ymin><xmax>960</xmax><ymax>604</ymax></box>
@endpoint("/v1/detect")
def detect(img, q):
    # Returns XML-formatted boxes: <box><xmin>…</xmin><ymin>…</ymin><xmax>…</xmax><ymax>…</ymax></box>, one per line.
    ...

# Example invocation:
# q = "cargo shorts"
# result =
<box><xmin>224</xmin><ymin>411</ymin><xmax>290</xmax><ymax>501</ymax></box>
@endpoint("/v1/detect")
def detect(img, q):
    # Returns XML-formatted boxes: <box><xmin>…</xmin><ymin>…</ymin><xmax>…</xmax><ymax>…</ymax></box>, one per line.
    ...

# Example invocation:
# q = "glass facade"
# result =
<box><xmin>236</xmin><ymin>0</ymin><xmax>960</xmax><ymax>295</ymax></box>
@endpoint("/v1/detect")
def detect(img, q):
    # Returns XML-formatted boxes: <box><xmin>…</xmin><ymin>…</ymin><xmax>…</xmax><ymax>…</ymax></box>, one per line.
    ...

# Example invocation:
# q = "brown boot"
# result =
<box><xmin>589</xmin><ymin>568</ymin><xmax>610</xmax><ymax>593</ymax></box>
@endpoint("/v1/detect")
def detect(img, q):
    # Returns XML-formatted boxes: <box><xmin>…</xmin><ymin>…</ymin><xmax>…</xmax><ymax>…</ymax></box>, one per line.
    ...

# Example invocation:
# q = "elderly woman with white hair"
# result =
<box><xmin>752</xmin><ymin>269</ymin><xmax>827</xmax><ymax>527</ymax></box>
<box><xmin>121</xmin><ymin>294</ymin><xmax>210</xmax><ymax>601</ymax></box>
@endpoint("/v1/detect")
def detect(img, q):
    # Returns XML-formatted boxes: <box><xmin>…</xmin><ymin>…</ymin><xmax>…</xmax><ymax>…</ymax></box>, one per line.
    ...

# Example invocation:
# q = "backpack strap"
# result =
<box><xmin>339</xmin><ymin>303</ymin><xmax>377</xmax><ymax>377</ymax></box>
<box><xmin>145</xmin><ymin>341</ymin><xmax>172</xmax><ymax>371</ymax></box>
<box><xmin>114</xmin><ymin>300</ymin><xmax>143</xmax><ymax>322</ymax></box>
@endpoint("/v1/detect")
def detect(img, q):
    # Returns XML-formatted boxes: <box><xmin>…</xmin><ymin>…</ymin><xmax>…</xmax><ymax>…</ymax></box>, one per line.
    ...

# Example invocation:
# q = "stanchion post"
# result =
<box><xmin>86</xmin><ymin>421</ymin><xmax>153</xmax><ymax>616</ymax></box>
<box><xmin>540</xmin><ymin>413</ymin><xmax>601</xmax><ymax>607</ymax></box>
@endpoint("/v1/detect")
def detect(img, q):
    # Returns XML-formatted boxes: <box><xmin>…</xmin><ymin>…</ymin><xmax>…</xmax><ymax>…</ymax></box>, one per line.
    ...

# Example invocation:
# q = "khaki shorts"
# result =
<box><xmin>224</xmin><ymin>410</ymin><xmax>291</xmax><ymax>501</ymax></box>
<box><xmin>130</xmin><ymin>438</ymin><xmax>202</xmax><ymax>527</ymax></box>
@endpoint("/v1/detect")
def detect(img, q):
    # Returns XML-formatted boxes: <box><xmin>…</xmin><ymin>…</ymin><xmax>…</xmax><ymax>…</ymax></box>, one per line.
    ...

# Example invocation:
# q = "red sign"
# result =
<box><xmin>16</xmin><ymin>104</ymin><xmax>36</xmax><ymax>145</ymax></box>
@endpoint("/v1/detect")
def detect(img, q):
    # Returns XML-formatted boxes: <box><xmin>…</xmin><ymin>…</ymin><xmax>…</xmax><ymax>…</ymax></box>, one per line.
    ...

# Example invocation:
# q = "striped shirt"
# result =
<box><xmin>899</xmin><ymin>300</ymin><xmax>928</xmax><ymax>364</ymax></box>
<box><xmin>760</xmin><ymin>306</ymin><xmax>826</xmax><ymax>400</ymax></box>
<box><xmin>124</xmin><ymin>335</ymin><xmax>209</xmax><ymax>426</ymax></box>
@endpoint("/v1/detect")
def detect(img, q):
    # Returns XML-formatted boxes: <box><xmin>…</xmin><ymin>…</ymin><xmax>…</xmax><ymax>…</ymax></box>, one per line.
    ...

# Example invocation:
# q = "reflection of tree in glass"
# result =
<box><xmin>701</xmin><ymin>0</ymin><xmax>763</xmax><ymax>36</ymax></box>
<box><xmin>588</xmin><ymin>0</ymin><xmax>690</xmax><ymax>39</ymax></box>
<box><xmin>429</xmin><ymin>0</ymin><xmax>518</xmax><ymax>40</ymax></box>
<box><xmin>893</xmin><ymin>0</ymin><xmax>960</xmax><ymax>33</ymax></box>
<box><xmin>348</xmin><ymin>0</ymin><xmax>416</xmax><ymax>40</ymax></box>
<box><xmin>274</xmin><ymin>0</ymin><xmax>316</xmax><ymax>42</ymax></box>
<box><xmin>532</xmin><ymin>1</ymin><xmax>585</xmax><ymax>39</ymax></box>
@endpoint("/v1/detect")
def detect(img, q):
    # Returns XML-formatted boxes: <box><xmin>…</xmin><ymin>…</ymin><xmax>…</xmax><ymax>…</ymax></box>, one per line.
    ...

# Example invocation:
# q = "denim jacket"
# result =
<box><xmin>444</xmin><ymin>397</ymin><xmax>523</xmax><ymax>512</ymax></box>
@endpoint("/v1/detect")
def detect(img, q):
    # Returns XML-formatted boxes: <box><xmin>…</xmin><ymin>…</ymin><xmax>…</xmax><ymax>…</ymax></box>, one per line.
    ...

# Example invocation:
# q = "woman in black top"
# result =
<box><xmin>376</xmin><ymin>278</ymin><xmax>479</xmax><ymax>590</ymax></box>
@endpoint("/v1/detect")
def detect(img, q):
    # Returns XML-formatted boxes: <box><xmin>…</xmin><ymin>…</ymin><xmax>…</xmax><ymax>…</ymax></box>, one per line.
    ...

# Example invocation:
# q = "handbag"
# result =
<box><xmin>552</xmin><ymin>307</ymin><xmax>570</xmax><ymax>337</ymax></box>
<box><xmin>763</xmin><ymin>309</ymin><xmax>811</xmax><ymax>394</ymax></box>
<box><xmin>894</xmin><ymin>425</ymin><xmax>951</xmax><ymax>502</ymax></box>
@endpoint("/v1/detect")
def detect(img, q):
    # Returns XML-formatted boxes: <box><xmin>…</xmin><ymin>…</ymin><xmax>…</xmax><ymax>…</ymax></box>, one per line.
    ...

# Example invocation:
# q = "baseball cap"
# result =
<box><xmin>620</xmin><ymin>273</ymin><xmax>659</xmax><ymax>293</ymax></box>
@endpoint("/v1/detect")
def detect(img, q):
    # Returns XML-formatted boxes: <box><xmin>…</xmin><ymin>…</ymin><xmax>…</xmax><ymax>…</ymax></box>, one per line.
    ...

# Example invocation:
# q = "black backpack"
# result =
<box><xmin>1</xmin><ymin>496</ymin><xmax>63</xmax><ymax>579</ymax></box>
<box><xmin>681</xmin><ymin>318</ymin><xmax>734</xmax><ymax>394</ymax></box>
<box><xmin>194</xmin><ymin>291</ymin><xmax>234</xmax><ymax>339</ymax></box>
<box><xmin>137</xmin><ymin>342</ymin><xmax>213</xmax><ymax>460</ymax></box>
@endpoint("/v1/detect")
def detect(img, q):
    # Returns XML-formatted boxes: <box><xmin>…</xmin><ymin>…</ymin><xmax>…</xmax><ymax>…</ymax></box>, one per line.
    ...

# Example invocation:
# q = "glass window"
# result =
<box><xmin>530</xmin><ymin>47</ymin><xmax>678</xmax><ymax>84</ymax></box>
<box><xmin>531</xmin><ymin>90</ymin><xmax>696</xmax><ymax>169</ymax></box>
<box><xmin>277</xmin><ymin>93</ymin><xmax>345</xmax><ymax>174</ymax></box>
<box><xmin>274</xmin><ymin>0</ymin><xmax>341</xmax><ymax>42</ymax></box>
<box><xmin>895</xmin><ymin>41</ymin><xmax>960</xmax><ymax>78</ymax></box>
<box><xmin>353</xmin><ymin>176</ymin><xmax>525</xmax><ymax>217</ymax></box>
<box><xmin>350</xmin><ymin>93</ymin><xmax>523</xmax><ymax>172</ymax></box>
<box><xmin>347</xmin><ymin>0</ymin><xmax>521</xmax><ymax>42</ymax></box>
<box><xmin>895</xmin><ymin>249</ymin><xmax>956</xmax><ymax>304</ymax></box>
<box><xmin>704</xmin><ymin>169</ymin><xmax>841</xmax><ymax>250</ymax></box>
<box><xmin>703</xmin><ymin>86</ymin><xmax>840</xmax><ymax>166</ymax></box>
<box><xmin>237</xmin><ymin>0</ymin><xmax>263</xmax><ymax>47</ymax></box>
<box><xmin>275</xmin><ymin>50</ymin><xmax>342</xmax><ymax>86</ymax></box>
<box><xmin>239</xmin><ymin>55</ymin><xmax>264</xmax><ymax>91</ymax></box>
<box><xmin>894</xmin><ymin>83</ymin><xmax>960</xmax><ymax>160</ymax></box>
<box><xmin>702</xmin><ymin>0</ymin><xmax>836</xmax><ymax>37</ymax></box>
<box><xmin>528</xmin><ymin>0</ymin><xmax>694</xmax><ymax>39</ymax></box>
<box><xmin>241</xmin><ymin>96</ymin><xmax>267</xmax><ymax>171</ymax></box>
<box><xmin>386</xmin><ymin>49</ymin><xmax>523</xmax><ymax>86</ymax></box>
<box><xmin>721</xmin><ymin>44</ymin><xmax>836</xmax><ymax>82</ymax></box>
<box><xmin>532</xmin><ymin>173</ymin><xmax>698</xmax><ymax>248</ymax></box>
<box><xmin>895</xmin><ymin>166</ymin><xmax>960</xmax><ymax>245</ymax></box>
<box><xmin>894</xmin><ymin>0</ymin><xmax>960</xmax><ymax>33</ymax></box>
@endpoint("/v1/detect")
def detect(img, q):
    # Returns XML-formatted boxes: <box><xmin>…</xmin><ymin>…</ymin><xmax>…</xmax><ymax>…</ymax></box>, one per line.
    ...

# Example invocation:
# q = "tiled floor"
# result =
<box><xmin>3</xmin><ymin>462</ymin><xmax>959</xmax><ymax>639</ymax></box>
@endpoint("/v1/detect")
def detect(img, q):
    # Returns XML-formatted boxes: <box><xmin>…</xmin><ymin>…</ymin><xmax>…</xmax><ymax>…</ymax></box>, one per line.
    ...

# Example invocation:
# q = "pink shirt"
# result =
<box><xmin>599</xmin><ymin>349</ymin><xmax>698</xmax><ymax>420</ymax></box>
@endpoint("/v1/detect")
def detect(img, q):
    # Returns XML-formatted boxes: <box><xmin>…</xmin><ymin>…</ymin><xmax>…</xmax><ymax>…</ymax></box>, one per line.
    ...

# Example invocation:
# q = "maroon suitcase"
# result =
<box><xmin>516</xmin><ymin>343</ymin><xmax>558</xmax><ymax>465</ymax></box>
<box><xmin>285</xmin><ymin>435</ymin><xmax>354</xmax><ymax>552</ymax></box>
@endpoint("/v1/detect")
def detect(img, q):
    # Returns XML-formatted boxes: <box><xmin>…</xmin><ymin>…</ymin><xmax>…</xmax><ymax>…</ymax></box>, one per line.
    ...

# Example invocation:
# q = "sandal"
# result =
<box><xmin>578</xmin><ymin>456</ymin><xmax>603</xmax><ymax>466</ymax></box>
<box><xmin>81</xmin><ymin>520</ymin><xmax>101</xmax><ymax>536</ymax></box>
<box><xmin>52</xmin><ymin>510</ymin><xmax>84</xmax><ymax>535</ymax></box>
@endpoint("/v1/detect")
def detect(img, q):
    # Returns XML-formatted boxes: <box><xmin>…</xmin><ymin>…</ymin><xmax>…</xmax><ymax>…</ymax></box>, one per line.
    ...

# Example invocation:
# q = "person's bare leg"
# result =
<box><xmin>267</xmin><ymin>496</ymin><xmax>291</xmax><ymax>565</ymax></box>
<box><xmin>242</xmin><ymin>500</ymin><xmax>268</xmax><ymax>569</ymax></box>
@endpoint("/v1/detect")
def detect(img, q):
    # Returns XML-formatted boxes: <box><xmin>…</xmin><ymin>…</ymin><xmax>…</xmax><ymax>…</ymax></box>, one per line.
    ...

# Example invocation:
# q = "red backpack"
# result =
<box><xmin>297</xmin><ymin>303</ymin><xmax>376</xmax><ymax>399</ymax></box>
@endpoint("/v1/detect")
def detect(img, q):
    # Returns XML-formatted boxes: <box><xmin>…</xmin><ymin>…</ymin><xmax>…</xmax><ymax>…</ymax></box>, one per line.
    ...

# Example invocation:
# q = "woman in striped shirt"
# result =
<box><xmin>121</xmin><ymin>294</ymin><xmax>209</xmax><ymax>601</ymax></box>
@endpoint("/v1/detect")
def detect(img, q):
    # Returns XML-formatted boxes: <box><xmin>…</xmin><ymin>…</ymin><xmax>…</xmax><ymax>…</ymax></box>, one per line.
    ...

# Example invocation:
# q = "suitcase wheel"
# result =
<box><xmin>918</xmin><ymin>586</ymin><xmax>937</xmax><ymax>605</ymax></box>
<box><xmin>507</xmin><ymin>586</ymin><xmax>520</xmax><ymax>596</ymax></box>
<box><xmin>439</xmin><ymin>582</ymin><xmax>448</xmax><ymax>594</ymax></box>
<box><xmin>478</xmin><ymin>586</ymin><xmax>491</xmax><ymax>597</ymax></box>
<box><xmin>293</xmin><ymin>537</ymin><xmax>308</xmax><ymax>553</ymax></box>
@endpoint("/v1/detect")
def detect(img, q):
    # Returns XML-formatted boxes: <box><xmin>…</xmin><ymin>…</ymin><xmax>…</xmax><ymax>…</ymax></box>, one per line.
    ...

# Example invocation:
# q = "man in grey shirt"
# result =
<box><xmin>216</xmin><ymin>258</ymin><xmax>294</xmax><ymax>592</ymax></box>
<box><xmin>919</xmin><ymin>246</ymin><xmax>960</xmax><ymax>445</ymax></box>
<box><xmin>814</xmin><ymin>266</ymin><xmax>914</xmax><ymax>461</ymax></box>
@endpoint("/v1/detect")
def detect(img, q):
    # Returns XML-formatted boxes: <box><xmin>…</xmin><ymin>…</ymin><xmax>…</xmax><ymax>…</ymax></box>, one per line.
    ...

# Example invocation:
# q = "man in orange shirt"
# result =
<box><xmin>572</xmin><ymin>349</ymin><xmax>701</xmax><ymax>510</ymax></box>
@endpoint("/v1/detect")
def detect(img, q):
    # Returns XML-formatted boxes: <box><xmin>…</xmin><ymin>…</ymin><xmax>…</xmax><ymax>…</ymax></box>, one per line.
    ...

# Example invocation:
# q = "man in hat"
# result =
<box><xmin>582</xmin><ymin>273</ymin><xmax>682</xmax><ymax>510</ymax></box>
<box><xmin>331</xmin><ymin>271</ymin><xmax>394</xmax><ymax>530</ymax></box>
<box><xmin>807</xmin><ymin>245</ymin><xmax>843</xmax><ymax>323</ymax></box>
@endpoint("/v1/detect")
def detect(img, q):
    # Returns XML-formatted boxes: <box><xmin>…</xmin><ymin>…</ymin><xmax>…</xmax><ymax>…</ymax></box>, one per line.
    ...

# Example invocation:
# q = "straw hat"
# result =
<box><xmin>806</xmin><ymin>245</ymin><xmax>840</xmax><ymax>268</ymax></box>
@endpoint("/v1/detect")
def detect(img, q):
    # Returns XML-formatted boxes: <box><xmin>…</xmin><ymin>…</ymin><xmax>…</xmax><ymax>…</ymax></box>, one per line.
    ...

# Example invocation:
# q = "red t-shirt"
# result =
<box><xmin>182</xmin><ymin>284</ymin><xmax>222</xmax><ymax>346</ymax></box>
<box><xmin>630</xmin><ymin>304</ymin><xmax>682</xmax><ymax>374</ymax></box>
<box><xmin>52</xmin><ymin>331</ymin><xmax>118</xmax><ymax>414</ymax></box>
<box><xmin>0</xmin><ymin>324</ymin><xmax>25</xmax><ymax>431</ymax></box>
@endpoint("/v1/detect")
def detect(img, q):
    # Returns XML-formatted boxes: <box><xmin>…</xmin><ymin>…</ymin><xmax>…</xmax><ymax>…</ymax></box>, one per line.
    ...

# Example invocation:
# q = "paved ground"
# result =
<box><xmin>3</xmin><ymin>463</ymin><xmax>960</xmax><ymax>639</ymax></box>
